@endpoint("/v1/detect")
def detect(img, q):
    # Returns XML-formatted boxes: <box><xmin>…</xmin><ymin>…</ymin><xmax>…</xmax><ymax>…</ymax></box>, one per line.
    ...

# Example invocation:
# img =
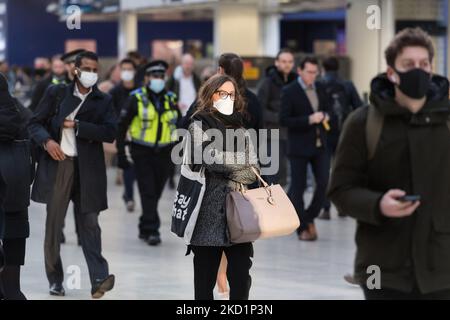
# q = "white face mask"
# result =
<box><xmin>78</xmin><ymin>70</ymin><xmax>98</xmax><ymax>88</ymax></box>
<box><xmin>213</xmin><ymin>96</ymin><xmax>234</xmax><ymax>115</ymax></box>
<box><xmin>120</xmin><ymin>70</ymin><xmax>135</xmax><ymax>82</ymax></box>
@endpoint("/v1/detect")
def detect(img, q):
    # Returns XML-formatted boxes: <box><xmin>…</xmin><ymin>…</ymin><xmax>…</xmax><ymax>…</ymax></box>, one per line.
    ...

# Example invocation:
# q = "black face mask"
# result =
<box><xmin>34</xmin><ymin>68</ymin><xmax>48</xmax><ymax>77</ymax></box>
<box><xmin>394</xmin><ymin>68</ymin><xmax>431</xmax><ymax>99</ymax></box>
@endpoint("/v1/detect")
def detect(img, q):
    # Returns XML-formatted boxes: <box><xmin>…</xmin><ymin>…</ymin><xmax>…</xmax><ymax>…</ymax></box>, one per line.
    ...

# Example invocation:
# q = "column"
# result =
<box><xmin>261</xmin><ymin>13</ymin><xmax>281</xmax><ymax>57</ymax></box>
<box><xmin>214</xmin><ymin>2</ymin><xmax>261</xmax><ymax>57</ymax></box>
<box><xmin>118</xmin><ymin>12</ymin><xmax>138</xmax><ymax>59</ymax></box>
<box><xmin>346</xmin><ymin>0</ymin><xmax>395</xmax><ymax>98</ymax></box>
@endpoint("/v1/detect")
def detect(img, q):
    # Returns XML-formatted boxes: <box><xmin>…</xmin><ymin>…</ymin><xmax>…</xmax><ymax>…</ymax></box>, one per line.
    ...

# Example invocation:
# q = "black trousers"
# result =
<box><xmin>122</xmin><ymin>165</ymin><xmax>135</xmax><ymax>202</ymax></box>
<box><xmin>132</xmin><ymin>150</ymin><xmax>171</xmax><ymax>237</ymax></box>
<box><xmin>288</xmin><ymin>150</ymin><xmax>330</xmax><ymax>232</ymax></box>
<box><xmin>45</xmin><ymin>158</ymin><xmax>109</xmax><ymax>286</ymax></box>
<box><xmin>191</xmin><ymin>243</ymin><xmax>253</xmax><ymax>300</ymax></box>
<box><xmin>363</xmin><ymin>286</ymin><xmax>450</xmax><ymax>300</ymax></box>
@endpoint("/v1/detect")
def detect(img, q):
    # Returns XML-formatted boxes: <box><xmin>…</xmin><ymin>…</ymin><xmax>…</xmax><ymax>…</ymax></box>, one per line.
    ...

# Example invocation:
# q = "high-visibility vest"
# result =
<box><xmin>51</xmin><ymin>77</ymin><xmax>66</xmax><ymax>85</ymax></box>
<box><xmin>130</xmin><ymin>87</ymin><xmax>179</xmax><ymax>148</ymax></box>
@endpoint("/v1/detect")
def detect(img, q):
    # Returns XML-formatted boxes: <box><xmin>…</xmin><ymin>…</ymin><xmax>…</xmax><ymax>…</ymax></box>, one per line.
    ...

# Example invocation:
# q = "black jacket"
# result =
<box><xmin>257</xmin><ymin>66</ymin><xmax>297</xmax><ymax>133</ymax></box>
<box><xmin>328</xmin><ymin>74</ymin><xmax>450</xmax><ymax>294</ymax></box>
<box><xmin>0</xmin><ymin>100</ymin><xmax>33</xmax><ymax>239</ymax></box>
<box><xmin>28</xmin><ymin>82</ymin><xmax>117</xmax><ymax>213</ymax></box>
<box><xmin>109</xmin><ymin>82</ymin><xmax>138</xmax><ymax>117</ymax></box>
<box><xmin>280</xmin><ymin>80</ymin><xmax>333</xmax><ymax>157</ymax></box>
<box><xmin>29</xmin><ymin>74</ymin><xmax>69</xmax><ymax>112</ymax></box>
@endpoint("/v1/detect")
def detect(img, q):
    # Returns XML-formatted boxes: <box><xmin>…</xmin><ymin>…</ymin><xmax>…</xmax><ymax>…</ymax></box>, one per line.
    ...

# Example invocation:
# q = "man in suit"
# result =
<box><xmin>280</xmin><ymin>57</ymin><xmax>333</xmax><ymax>241</ymax></box>
<box><xmin>28</xmin><ymin>51</ymin><xmax>117</xmax><ymax>298</ymax></box>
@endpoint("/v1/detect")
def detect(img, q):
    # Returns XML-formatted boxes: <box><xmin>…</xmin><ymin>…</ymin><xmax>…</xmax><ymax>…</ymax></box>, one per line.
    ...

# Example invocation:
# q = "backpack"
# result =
<box><xmin>324</xmin><ymin>79</ymin><xmax>352</xmax><ymax>131</ymax></box>
<box><xmin>0</xmin><ymin>103</ymin><xmax>21</xmax><ymax>141</ymax></box>
<box><xmin>365</xmin><ymin>104</ymin><xmax>450</xmax><ymax>160</ymax></box>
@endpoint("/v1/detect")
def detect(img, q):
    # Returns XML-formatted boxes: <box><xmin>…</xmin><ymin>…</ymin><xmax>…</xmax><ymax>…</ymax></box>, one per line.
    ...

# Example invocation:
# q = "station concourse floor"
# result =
<box><xmin>22</xmin><ymin>169</ymin><xmax>364</xmax><ymax>300</ymax></box>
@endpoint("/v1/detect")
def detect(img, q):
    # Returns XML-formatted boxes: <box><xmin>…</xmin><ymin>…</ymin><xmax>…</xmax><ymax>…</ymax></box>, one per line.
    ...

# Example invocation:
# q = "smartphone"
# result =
<box><xmin>398</xmin><ymin>195</ymin><xmax>421</xmax><ymax>202</ymax></box>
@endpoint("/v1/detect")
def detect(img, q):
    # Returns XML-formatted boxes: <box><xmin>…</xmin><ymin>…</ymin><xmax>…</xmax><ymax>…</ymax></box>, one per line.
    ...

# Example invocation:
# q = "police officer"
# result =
<box><xmin>117</xmin><ymin>60</ymin><xmax>181</xmax><ymax>246</ymax></box>
<box><xmin>29</xmin><ymin>49</ymin><xmax>85</xmax><ymax>112</ymax></box>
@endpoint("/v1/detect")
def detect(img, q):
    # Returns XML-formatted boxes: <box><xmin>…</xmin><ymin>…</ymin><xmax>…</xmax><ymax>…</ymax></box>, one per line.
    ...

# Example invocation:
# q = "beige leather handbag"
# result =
<box><xmin>226</xmin><ymin>167</ymin><xmax>300</xmax><ymax>243</ymax></box>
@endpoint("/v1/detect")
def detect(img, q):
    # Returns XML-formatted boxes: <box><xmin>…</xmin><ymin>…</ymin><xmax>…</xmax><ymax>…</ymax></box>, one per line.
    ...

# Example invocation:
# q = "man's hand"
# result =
<box><xmin>63</xmin><ymin>120</ymin><xmax>76</xmax><ymax>129</ymax></box>
<box><xmin>309</xmin><ymin>112</ymin><xmax>325</xmax><ymax>125</ymax></box>
<box><xmin>45</xmin><ymin>139</ymin><xmax>66</xmax><ymax>161</ymax></box>
<box><xmin>379</xmin><ymin>189</ymin><xmax>420</xmax><ymax>218</ymax></box>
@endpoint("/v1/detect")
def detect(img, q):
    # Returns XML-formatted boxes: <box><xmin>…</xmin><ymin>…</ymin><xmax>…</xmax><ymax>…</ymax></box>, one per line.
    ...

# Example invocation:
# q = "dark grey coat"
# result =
<box><xmin>188</xmin><ymin>116</ymin><xmax>259</xmax><ymax>247</ymax></box>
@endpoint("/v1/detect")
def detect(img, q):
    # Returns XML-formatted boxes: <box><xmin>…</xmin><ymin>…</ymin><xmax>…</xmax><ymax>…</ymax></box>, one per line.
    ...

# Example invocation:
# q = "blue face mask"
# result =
<box><xmin>149</xmin><ymin>79</ymin><xmax>165</xmax><ymax>94</ymax></box>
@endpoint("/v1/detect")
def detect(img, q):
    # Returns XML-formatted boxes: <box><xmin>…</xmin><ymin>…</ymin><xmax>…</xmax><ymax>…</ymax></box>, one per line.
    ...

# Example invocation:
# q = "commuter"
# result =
<box><xmin>28</xmin><ymin>51</ymin><xmax>117</xmax><ymax>298</ymax></box>
<box><xmin>0</xmin><ymin>73</ymin><xmax>33</xmax><ymax>300</ymax></box>
<box><xmin>186</xmin><ymin>74</ymin><xmax>258</xmax><ymax>300</ymax></box>
<box><xmin>257</xmin><ymin>48</ymin><xmax>297</xmax><ymax>186</ymax></box>
<box><xmin>109</xmin><ymin>59</ymin><xmax>139</xmax><ymax>212</ymax></box>
<box><xmin>183</xmin><ymin>53</ymin><xmax>262</xmax><ymax>300</ymax></box>
<box><xmin>29</xmin><ymin>54</ymin><xmax>68</xmax><ymax>112</ymax></box>
<box><xmin>127</xmin><ymin>51</ymin><xmax>148</xmax><ymax>87</ymax></box>
<box><xmin>328</xmin><ymin>28</ymin><xmax>450</xmax><ymax>300</ymax></box>
<box><xmin>280</xmin><ymin>57</ymin><xmax>333</xmax><ymax>241</ymax></box>
<box><xmin>167</xmin><ymin>53</ymin><xmax>202</xmax><ymax>117</ymax></box>
<box><xmin>32</xmin><ymin>49</ymin><xmax>86</xmax><ymax>246</ymax></box>
<box><xmin>318</xmin><ymin>56</ymin><xmax>363</xmax><ymax>220</ymax></box>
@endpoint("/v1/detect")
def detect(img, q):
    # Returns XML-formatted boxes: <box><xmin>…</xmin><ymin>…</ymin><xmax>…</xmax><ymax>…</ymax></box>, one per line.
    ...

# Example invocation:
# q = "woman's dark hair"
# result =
<box><xmin>385</xmin><ymin>27</ymin><xmax>434</xmax><ymax>68</ymax></box>
<box><xmin>194</xmin><ymin>74</ymin><xmax>245</xmax><ymax>116</ymax></box>
<box><xmin>218</xmin><ymin>53</ymin><xmax>246</xmax><ymax>92</ymax></box>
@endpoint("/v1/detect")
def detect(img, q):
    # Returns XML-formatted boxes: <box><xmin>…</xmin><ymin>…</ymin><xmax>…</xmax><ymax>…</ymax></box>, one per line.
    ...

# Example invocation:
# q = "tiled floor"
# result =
<box><xmin>21</xmin><ymin>169</ymin><xmax>364</xmax><ymax>300</ymax></box>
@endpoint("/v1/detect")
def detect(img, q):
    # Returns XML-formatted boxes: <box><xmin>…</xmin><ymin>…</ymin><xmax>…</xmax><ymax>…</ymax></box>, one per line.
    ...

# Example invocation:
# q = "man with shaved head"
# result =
<box><xmin>167</xmin><ymin>53</ymin><xmax>202</xmax><ymax>117</ymax></box>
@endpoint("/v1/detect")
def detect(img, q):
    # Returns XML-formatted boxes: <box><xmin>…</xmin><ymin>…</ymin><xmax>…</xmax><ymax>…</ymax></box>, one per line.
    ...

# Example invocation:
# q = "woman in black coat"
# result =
<box><xmin>0</xmin><ymin>73</ymin><xmax>32</xmax><ymax>300</ymax></box>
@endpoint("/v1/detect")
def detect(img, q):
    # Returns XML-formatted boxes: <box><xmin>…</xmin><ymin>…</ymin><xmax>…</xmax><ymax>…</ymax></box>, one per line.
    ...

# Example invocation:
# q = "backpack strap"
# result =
<box><xmin>366</xmin><ymin>104</ymin><xmax>384</xmax><ymax>161</ymax></box>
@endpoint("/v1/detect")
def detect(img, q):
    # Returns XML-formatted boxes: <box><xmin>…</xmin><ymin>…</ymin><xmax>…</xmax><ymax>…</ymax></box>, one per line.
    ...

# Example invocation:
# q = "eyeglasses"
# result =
<box><xmin>215</xmin><ymin>90</ymin><xmax>236</xmax><ymax>101</ymax></box>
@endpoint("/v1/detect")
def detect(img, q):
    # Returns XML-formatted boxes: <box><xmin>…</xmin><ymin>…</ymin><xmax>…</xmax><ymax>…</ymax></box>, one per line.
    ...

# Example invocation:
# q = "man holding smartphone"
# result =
<box><xmin>328</xmin><ymin>28</ymin><xmax>450</xmax><ymax>299</ymax></box>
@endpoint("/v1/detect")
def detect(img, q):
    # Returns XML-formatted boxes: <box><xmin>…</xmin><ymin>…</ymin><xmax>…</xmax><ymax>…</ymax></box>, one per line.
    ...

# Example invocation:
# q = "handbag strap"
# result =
<box><xmin>250</xmin><ymin>166</ymin><xmax>269</xmax><ymax>188</ymax></box>
<box><xmin>182</xmin><ymin>135</ymin><xmax>205</xmax><ymax>174</ymax></box>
